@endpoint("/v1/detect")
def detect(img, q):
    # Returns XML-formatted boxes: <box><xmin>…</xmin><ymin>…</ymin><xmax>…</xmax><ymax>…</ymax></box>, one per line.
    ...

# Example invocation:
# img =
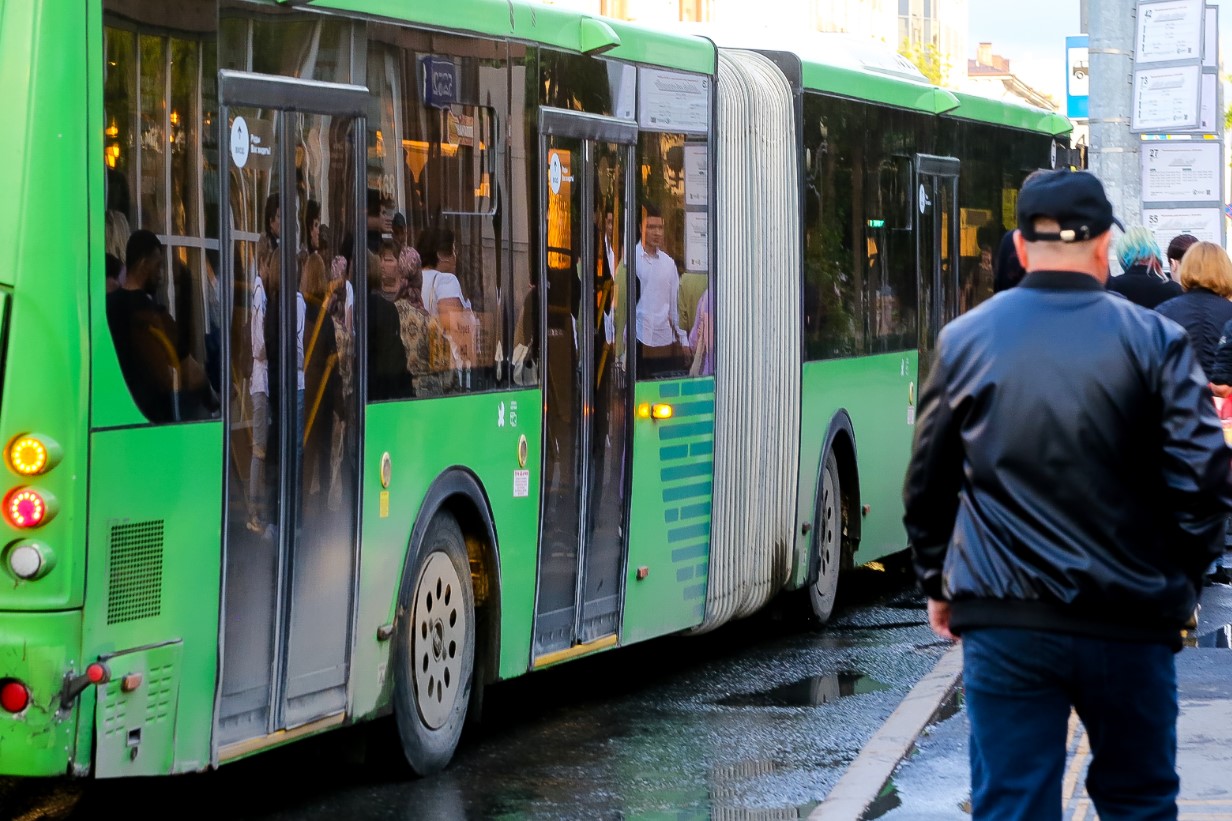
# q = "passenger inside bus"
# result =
<box><xmin>106</xmin><ymin>229</ymin><xmax>217</xmax><ymax>423</ymax></box>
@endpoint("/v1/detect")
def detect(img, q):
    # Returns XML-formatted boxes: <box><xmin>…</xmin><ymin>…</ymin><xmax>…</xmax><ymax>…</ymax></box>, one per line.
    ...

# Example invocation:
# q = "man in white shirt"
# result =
<box><xmin>635</xmin><ymin>202</ymin><xmax>688</xmax><ymax>376</ymax></box>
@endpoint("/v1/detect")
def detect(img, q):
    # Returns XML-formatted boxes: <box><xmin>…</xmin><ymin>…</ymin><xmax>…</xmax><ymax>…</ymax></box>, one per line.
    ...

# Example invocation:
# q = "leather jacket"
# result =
<box><xmin>904</xmin><ymin>270</ymin><xmax>1232</xmax><ymax>645</ymax></box>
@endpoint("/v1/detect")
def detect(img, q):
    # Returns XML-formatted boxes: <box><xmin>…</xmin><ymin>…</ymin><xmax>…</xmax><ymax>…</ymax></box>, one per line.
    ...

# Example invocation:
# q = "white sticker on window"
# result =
<box><xmin>230</xmin><ymin>116</ymin><xmax>250</xmax><ymax>169</ymax></box>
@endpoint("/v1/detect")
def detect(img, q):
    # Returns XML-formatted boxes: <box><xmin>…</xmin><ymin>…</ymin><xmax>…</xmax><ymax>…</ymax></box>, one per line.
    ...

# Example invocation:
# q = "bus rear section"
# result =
<box><xmin>0</xmin><ymin>0</ymin><xmax>95</xmax><ymax>776</ymax></box>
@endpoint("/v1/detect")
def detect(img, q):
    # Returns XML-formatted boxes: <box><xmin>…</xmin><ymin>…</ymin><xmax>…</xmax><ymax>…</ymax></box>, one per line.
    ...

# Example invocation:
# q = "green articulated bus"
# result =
<box><xmin>0</xmin><ymin>0</ymin><xmax>1070</xmax><ymax>778</ymax></box>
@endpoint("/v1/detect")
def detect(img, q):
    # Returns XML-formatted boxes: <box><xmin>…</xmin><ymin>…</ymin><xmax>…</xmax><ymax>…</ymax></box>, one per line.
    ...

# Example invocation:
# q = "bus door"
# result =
<box><xmin>915</xmin><ymin>155</ymin><xmax>960</xmax><ymax>380</ymax></box>
<box><xmin>215</xmin><ymin>72</ymin><xmax>367</xmax><ymax>752</ymax></box>
<box><xmin>532</xmin><ymin>109</ymin><xmax>637</xmax><ymax>663</ymax></box>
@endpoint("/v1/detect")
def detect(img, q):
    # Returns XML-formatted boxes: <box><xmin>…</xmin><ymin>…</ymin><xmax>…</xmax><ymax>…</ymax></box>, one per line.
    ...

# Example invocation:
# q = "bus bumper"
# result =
<box><xmin>0</xmin><ymin>610</ymin><xmax>82</xmax><ymax>776</ymax></box>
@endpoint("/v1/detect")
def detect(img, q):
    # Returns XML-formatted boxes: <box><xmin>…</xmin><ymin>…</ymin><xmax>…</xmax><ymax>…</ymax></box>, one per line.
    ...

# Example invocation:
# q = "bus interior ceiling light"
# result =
<box><xmin>7</xmin><ymin>434</ymin><xmax>60</xmax><ymax>476</ymax></box>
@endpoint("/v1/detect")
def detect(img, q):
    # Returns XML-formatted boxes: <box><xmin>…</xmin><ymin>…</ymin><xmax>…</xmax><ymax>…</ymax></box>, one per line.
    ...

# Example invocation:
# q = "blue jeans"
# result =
<box><xmin>963</xmin><ymin>627</ymin><xmax>1178</xmax><ymax>821</ymax></box>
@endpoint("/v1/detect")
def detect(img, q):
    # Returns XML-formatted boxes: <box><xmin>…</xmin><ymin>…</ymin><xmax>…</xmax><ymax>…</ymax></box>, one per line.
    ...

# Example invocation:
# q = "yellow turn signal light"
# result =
<box><xmin>637</xmin><ymin>403</ymin><xmax>674</xmax><ymax>420</ymax></box>
<box><xmin>7</xmin><ymin>434</ymin><xmax>61</xmax><ymax>477</ymax></box>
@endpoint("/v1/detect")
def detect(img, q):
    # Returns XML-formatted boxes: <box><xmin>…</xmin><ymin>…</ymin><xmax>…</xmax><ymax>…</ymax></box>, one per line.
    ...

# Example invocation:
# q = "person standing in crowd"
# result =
<box><xmin>904</xmin><ymin>170</ymin><xmax>1232</xmax><ymax>821</ymax></box>
<box><xmin>634</xmin><ymin>202</ymin><xmax>689</xmax><ymax>375</ymax></box>
<box><xmin>1167</xmin><ymin>233</ymin><xmax>1200</xmax><ymax>280</ymax></box>
<box><xmin>1107</xmin><ymin>226</ymin><xmax>1182</xmax><ymax>308</ymax></box>
<box><xmin>1156</xmin><ymin>241</ymin><xmax>1232</xmax><ymax>378</ymax></box>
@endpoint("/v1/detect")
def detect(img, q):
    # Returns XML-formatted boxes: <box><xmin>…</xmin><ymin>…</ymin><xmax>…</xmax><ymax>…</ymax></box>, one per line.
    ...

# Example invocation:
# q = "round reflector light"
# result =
<box><xmin>8</xmin><ymin>437</ymin><xmax>48</xmax><ymax>476</ymax></box>
<box><xmin>5</xmin><ymin>489</ymin><xmax>46</xmax><ymax>529</ymax></box>
<box><xmin>8</xmin><ymin>543</ymin><xmax>44</xmax><ymax>579</ymax></box>
<box><xmin>0</xmin><ymin>680</ymin><xmax>30</xmax><ymax>714</ymax></box>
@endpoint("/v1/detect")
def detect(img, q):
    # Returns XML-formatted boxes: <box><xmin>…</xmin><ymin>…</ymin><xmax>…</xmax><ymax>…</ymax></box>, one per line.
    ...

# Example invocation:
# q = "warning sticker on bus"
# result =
<box><xmin>513</xmin><ymin>470</ymin><xmax>530</xmax><ymax>498</ymax></box>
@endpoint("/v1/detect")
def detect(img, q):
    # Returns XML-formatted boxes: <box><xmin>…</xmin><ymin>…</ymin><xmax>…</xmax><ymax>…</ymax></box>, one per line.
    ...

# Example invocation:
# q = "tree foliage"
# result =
<box><xmin>900</xmin><ymin>39</ymin><xmax>950</xmax><ymax>87</ymax></box>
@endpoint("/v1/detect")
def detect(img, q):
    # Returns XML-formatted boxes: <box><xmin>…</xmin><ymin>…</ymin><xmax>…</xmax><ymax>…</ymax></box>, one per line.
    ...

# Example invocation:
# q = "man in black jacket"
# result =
<box><xmin>904</xmin><ymin>169</ymin><xmax>1232</xmax><ymax>821</ymax></box>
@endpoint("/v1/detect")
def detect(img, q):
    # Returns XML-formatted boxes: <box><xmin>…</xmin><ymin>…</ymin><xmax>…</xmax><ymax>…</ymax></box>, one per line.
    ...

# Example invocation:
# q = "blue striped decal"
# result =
<box><xmin>661</xmin><ymin>462</ymin><xmax>711</xmax><ymax>482</ymax></box>
<box><xmin>659</xmin><ymin>444</ymin><xmax>689</xmax><ymax>460</ymax></box>
<box><xmin>672</xmin><ymin>400</ymin><xmax>715</xmax><ymax>418</ymax></box>
<box><xmin>671</xmin><ymin>543</ymin><xmax>707</xmax><ymax>562</ymax></box>
<box><xmin>658</xmin><ymin>421</ymin><xmax>714</xmax><ymax>441</ymax></box>
<box><xmin>651</xmin><ymin>379</ymin><xmax>716</xmax><ymax>624</ymax></box>
<box><xmin>681</xmin><ymin>381</ymin><xmax>712</xmax><ymax>396</ymax></box>
<box><xmin>668</xmin><ymin>521</ymin><xmax>710</xmax><ymax>543</ymax></box>
<box><xmin>663</xmin><ymin>481</ymin><xmax>711</xmax><ymax>502</ymax></box>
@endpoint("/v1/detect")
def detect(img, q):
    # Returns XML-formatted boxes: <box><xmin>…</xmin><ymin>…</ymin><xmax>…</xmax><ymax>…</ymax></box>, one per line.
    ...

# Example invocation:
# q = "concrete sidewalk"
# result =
<box><xmin>819</xmin><ymin>579</ymin><xmax>1232</xmax><ymax>820</ymax></box>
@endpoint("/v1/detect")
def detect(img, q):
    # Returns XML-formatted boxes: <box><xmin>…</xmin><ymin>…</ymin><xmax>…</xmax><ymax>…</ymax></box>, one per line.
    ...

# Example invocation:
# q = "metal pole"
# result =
<box><xmin>1088</xmin><ymin>0</ymin><xmax>1140</xmax><ymax>229</ymax></box>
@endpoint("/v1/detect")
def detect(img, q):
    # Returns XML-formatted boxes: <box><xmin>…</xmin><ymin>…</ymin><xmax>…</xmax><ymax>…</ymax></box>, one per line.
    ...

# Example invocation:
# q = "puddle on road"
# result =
<box><xmin>1193</xmin><ymin>624</ymin><xmax>1232</xmax><ymax>648</ymax></box>
<box><xmin>717</xmin><ymin>671</ymin><xmax>890</xmax><ymax>707</ymax></box>
<box><xmin>860</xmin><ymin>779</ymin><xmax>903</xmax><ymax>819</ymax></box>
<box><xmin>832</xmin><ymin>620</ymin><xmax>927</xmax><ymax>632</ymax></box>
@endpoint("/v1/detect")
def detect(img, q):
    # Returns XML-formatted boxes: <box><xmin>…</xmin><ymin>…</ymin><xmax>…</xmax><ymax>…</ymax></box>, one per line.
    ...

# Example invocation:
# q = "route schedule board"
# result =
<box><xmin>1132</xmin><ymin>65</ymin><xmax>1202</xmax><ymax>132</ymax></box>
<box><xmin>1136</xmin><ymin>0</ymin><xmax>1205</xmax><ymax>64</ymax></box>
<box><xmin>1141</xmin><ymin>141</ymin><xmax>1221</xmax><ymax>201</ymax></box>
<box><xmin>1131</xmin><ymin>0</ymin><xmax>1206</xmax><ymax>132</ymax></box>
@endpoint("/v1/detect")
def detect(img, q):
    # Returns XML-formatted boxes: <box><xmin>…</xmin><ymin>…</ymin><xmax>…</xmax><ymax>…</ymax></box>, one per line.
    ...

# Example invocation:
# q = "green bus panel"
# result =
<box><xmin>792</xmin><ymin>351</ymin><xmax>917</xmax><ymax>587</ymax></box>
<box><xmin>350</xmin><ymin>390</ymin><xmax>542</xmax><ymax>719</ymax></box>
<box><xmin>0</xmin><ymin>610</ymin><xmax>82</xmax><ymax>776</ymax></box>
<box><xmin>799</xmin><ymin>60</ymin><xmax>959</xmax><ymax>116</ymax></box>
<box><xmin>0</xmin><ymin>0</ymin><xmax>94</xmax><ymax>611</ymax></box>
<box><xmin>622</xmin><ymin>378</ymin><xmax>714</xmax><ymax>645</ymax></box>
<box><xmin>83</xmin><ymin>423</ymin><xmax>224</xmax><ymax>773</ymax></box>
<box><xmin>945</xmin><ymin>91</ymin><xmax>1073</xmax><ymax>136</ymax></box>
<box><xmin>308</xmin><ymin>0</ymin><xmax>715</xmax><ymax>74</ymax></box>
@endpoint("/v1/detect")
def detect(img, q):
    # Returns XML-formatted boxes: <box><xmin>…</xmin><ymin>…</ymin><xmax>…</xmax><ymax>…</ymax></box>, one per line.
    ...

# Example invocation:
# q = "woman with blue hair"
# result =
<box><xmin>1107</xmin><ymin>226</ymin><xmax>1182</xmax><ymax>308</ymax></box>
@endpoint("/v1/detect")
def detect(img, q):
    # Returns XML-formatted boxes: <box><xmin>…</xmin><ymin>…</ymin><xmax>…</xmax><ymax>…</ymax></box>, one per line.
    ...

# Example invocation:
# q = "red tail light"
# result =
<box><xmin>0</xmin><ymin>680</ymin><xmax>30</xmax><ymax>713</ymax></box>
<box><xmin>3</xmin><ymin>487</ymin><xmax>56</xmax><ymax>529</ymax></box>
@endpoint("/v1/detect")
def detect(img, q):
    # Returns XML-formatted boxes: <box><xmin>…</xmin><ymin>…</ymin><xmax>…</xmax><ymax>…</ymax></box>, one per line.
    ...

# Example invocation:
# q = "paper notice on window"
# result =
<box><xmin>1141</xmin><ymin>141</ymin><xmax>1221</xmax><ymax>202</ymax></box>
<box><xmin>1132</xmin><ymin>65</ymin><xmax>1201</xmax><ymax>131</ymax></box>
<box><xmin>1144</xmin><ymin>207</ymin><xmax>1223</xmax><ymax>253</ymax></box>
<box><xmin>638</xmin><ymin>67</ymin><xmax>710</xmax><ymax>133</ymax></box>
<box><xmin>684</xmin><ymin>144</ymin><xmax>708</xmax><ymax>206</ymax></box>
<box><xmin>1136</xmin><ymin>0</ymin><xmax>1204</xmax><ymax>64</ymax></box>
<box><xmin>685</xmin><ymin>211</ymin><xmax>709</xmax><ymax>273</ymax></box>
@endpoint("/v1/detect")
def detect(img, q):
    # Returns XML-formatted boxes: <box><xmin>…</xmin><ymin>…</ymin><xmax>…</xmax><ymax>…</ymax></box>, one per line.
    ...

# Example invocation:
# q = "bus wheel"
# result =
<box><xmin>809</xmin><ymin>452</ymin><xmax>842</xmax><ymax>624</ymax></box>
<box><xmin>393</xmin><ymin>511</ymin><xmax>475</xmax><ymax>776</ymax></box>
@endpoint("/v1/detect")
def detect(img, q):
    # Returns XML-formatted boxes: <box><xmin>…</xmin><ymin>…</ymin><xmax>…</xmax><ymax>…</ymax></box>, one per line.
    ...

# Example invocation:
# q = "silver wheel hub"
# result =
<box><xmin>412</xmin><ymin>551</ymin><xmax>467</xmax><ymax>730</ymax></box>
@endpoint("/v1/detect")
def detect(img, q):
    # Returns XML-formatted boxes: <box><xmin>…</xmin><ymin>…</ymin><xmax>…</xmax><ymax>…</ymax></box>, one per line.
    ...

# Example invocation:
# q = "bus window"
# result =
<box><xmin>364</xmin><ymin>26</ymin><xmax>507</xmax><ymax>398</ymax></box>
<box><xmin>103</xmin><ymin>3</ymin><xmax>220</xmax><ymax>423</ymax></box>
<box><xmin>634</xmin><ymin>131</ymin><xmax>701</xmax><ymax>380</ymax></box>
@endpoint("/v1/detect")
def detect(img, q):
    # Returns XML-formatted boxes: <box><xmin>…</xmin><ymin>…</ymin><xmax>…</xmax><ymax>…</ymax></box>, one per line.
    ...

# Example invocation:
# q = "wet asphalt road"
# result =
<box><xmin>3</xmin><ymin>560</ymin><xmax>944</xmax><ymax>820</ymax></box>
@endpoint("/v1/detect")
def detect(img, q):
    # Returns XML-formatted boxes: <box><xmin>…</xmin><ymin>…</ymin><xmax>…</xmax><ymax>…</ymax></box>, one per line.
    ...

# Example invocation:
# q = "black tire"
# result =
<box><xmin>808</xmin><ymin>452</ymin><xmax>842</xmax><ymax>624</ymax></box>
<box><xmin>393</xmin><ymin>510</ymin><xmax>475</xmax><ymax>776</ymax></box>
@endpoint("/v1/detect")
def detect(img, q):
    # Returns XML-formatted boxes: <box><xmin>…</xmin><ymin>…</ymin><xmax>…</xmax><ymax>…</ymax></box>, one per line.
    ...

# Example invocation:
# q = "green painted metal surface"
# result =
<box><xmin>622</xmin><ymin>378</ymin><xmax>713</xmax><ymax>645</ymax></box>
<box><xmin>945</xmin><ymin>91</ymin><xmax>1073</xmax><ymax>136</ymax></box>
<box><xmin>0</xmin><ymin>0</ymin><xmax>94</xmax><ymax>611</ymax></box>
<box><xmin>350</xmin><ymin>391</ymin><xmax>542</xmax><ymax>719</ymax></box>
<box><xmin>799</xmin><ymin>61</ymin><xmax>960</xmax><ymax>115</ymax></box>
<box><xmin>0</xmin><ymin>610</ymin><xmax>82</xmax><ymax>776</ymax></box>
<box><xmin>792</xmin><ymin>351</ymin><xmax>917</xmax><ymax>588</ymax></box>
<box><xmin>304</xmin><ymin>0</ymin><xmax>715</xmax><ymax>74</ymax></box>
<box><xmin>84</xmin><ymin>424</ymin><xmax>223</xmax><ymax>773</ymax></box>
<box><xmin>93</xmin><ymin>642</ymin><xmax>183</xmax><ymax>777</ymax></box>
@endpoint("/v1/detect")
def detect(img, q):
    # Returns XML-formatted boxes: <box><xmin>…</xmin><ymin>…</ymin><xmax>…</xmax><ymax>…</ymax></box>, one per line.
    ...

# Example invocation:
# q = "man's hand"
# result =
<box><xmin>928</xmin><ymin>599</ymin><xmax>958</xmax><ymax>642</ymax></box>
<box><xmin>1210</xmin><ymin>382</ymin><xmax>1232</xmax><ymax>398</ymax></box>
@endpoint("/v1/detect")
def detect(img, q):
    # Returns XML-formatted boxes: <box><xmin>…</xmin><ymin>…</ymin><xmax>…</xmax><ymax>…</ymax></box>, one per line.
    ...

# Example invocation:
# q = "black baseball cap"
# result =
<box><xmin>1017</xmin><ymin>169</ymin><xmax>1124</xmax><ymax>243</ymax></box>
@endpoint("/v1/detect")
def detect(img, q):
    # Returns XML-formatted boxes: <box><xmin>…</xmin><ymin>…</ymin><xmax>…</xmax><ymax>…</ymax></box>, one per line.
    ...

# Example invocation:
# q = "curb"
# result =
<box><xmin>811</xmin><ymin>643</ymin><xmax>964</xmax><ymax>821</ymax></box>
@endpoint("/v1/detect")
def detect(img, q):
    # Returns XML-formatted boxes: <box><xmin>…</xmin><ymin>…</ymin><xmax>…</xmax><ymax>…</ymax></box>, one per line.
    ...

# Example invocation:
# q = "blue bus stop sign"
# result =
<box><xmin>1067</xmin><ymin>35</ymin><xmax>1089</xmax><ymax>119</ymax></box>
